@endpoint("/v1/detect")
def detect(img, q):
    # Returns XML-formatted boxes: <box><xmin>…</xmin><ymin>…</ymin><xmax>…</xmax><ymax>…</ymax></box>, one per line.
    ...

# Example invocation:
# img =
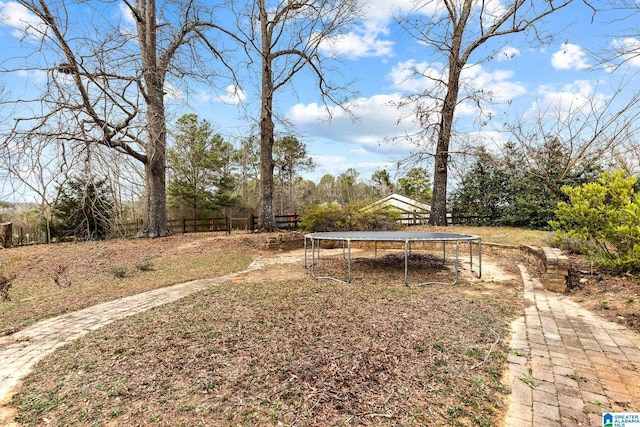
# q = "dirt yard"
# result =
<box><xmin>1</xmin><ymin>230</ymin><xmax>638</xmax><ymax>426</ymax></box>
<box><xmin>2</xmin><ymin>232</ymin><xmax>526</xmax><ymax>426</ymax></box>
<box><xmin>567</xmin><ymin>255</ymin><xmax>640</xmax><ymax>334</ymax></box>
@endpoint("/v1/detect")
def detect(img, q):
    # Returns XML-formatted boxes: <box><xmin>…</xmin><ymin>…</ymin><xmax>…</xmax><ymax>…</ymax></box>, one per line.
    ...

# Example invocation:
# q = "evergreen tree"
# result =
<box><xmin>451</xmin><ymin>150</ymin><xmax>508</xmax><ymax>225</ymax></box>
<box><xmin>167</xmin><ymin>114</ymin><xmax>237</xmax><ymax>218</ymax></box>
<box><xmin>397</xmin><ymin>167</ymin><xmax>432</xmax><ymax>203</ymax></box>
<box><xmin>273</xmin><ymin>136</ymin><xmax>315</xmax><ymax>212</ymax></box>
<box><xmin>452</xmin><ymin>141</ymin><xmax>602</xmax><ymax>229</ymax></box>
<box><xmin>371</xmin><ymin>170</ymin><xmax>395</xmax><ymax>197</ymax></box>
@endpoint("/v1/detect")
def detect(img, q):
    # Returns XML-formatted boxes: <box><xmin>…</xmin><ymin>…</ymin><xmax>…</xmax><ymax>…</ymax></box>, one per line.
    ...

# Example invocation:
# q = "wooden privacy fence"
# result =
<box><xmin>7</xmin><ymin>213</ymin><xmax>496</xmax><ymax>246</ymax></box>
<box><xmin>107</xmin><ymin>214</ymin><xmax>301</xmax><ymax>238</ymax></box>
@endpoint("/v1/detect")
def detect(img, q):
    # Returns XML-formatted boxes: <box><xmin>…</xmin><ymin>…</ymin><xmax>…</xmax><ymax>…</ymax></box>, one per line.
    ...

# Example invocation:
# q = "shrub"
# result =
<box><xmin>0</xmin><ymin>273</ymin><xmax>15</xmax><ymax>302</ymax></box>
<box><xmin>550</xmin><ymin>170</ymin><xmax>640</xmax><ymax>272</ymax></box>
<box><xmin>52</xmin><ymin>264</ymin><xmax>71</xmax><ymax>288</ymax></box>
<box><xmin>135</xmin><ymin>260</ymin><xmax>154</xmax><ymax>272</ymax></box>
<box><xmin>299</xmin><ymin>202</ymin><xmax>345</xmax><ymax>231</ymax></box>
<box><xmin>300</xmin><ymin>202</ymin><xmax>400</xmax><ymax>232</ymax></box>
<box><xmin>107</xmin><ymin>266</ymin><xmax>128</xmax><ymax>278</ymax></box>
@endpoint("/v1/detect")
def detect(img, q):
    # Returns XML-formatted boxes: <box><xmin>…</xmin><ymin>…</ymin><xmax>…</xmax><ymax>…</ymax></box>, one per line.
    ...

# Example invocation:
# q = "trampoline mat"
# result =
<box><xmin>305</xmin><ymin>231</ymin><xmax>479</xmax><ymax>242</ymax></box>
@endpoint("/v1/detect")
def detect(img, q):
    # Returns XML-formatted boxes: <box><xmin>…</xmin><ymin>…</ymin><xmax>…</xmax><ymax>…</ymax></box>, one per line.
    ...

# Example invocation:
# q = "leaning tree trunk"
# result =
<box><xmin>429</xmin><ymin>48</ymin><xmax>464</xmax><ymax>226</ymax></box>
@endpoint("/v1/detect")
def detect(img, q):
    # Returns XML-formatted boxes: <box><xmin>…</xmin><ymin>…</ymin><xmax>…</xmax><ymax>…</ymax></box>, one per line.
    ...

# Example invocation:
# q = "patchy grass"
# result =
<box><xmin>12</xmin><ymin>258</ymin><xmax>523</xmax><ymax>426</ymax></box>
<box><xmin>0</xmin><ymin>226</ymin><xmax>544</xmax><ymax>338</ymax></box>
<box><xmin>0</xmin><ymin>234</ymin><xmax>257</xmax><ymax>336</ymax></box>
<box><xmin>422</xmin><ymin>225</ymin><xmax>552</xmax><ymax>247</ymax></box>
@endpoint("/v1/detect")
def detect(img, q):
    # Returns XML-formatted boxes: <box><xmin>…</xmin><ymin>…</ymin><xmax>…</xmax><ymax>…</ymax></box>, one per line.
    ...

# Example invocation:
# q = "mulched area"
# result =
<box><xmin>567</xmin><ymin>255</ymin><xmax>640</xmax><ymax>334</ymax></box>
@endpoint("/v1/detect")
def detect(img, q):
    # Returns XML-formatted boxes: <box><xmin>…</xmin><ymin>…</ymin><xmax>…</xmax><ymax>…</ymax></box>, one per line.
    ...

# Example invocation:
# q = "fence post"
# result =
<box><xmin>226</xmin><ymin>217</ymin><xmax>231</xmax><ymax>235</ymax></box>
<box><xmin>182</xmin><ymin>218</ymin><xmax>187</xmax><ymax>234</ymax></box>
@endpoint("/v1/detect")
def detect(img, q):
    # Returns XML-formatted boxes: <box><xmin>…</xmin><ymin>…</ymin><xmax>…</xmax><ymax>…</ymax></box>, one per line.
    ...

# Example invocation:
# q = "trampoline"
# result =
<box><xmin>304</xmin><ymin>231</ymin><xmax>481</xmax><ymax>286</ymax></box>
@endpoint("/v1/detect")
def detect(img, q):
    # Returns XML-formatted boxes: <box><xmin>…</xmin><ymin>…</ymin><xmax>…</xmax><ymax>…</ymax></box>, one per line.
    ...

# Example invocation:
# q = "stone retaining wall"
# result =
<box><xmin>261</xmin><ymin>232</ymin><xmax>305</xmax><ymax>250</ymax></box>
<box><xmin>522</xmin><ymin>245</ymin><xmax>569</xmax><ymax>293</ymax></box>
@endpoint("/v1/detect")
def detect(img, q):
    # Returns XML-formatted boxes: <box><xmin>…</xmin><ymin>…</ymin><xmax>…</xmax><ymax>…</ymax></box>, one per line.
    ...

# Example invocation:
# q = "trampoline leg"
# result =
<box><xmin>442</xmin><ymin>241</ymin><xmax>446</xmax><ymax>266</ymax></box>
<box><xmin>310</xmin><ymin>238</ymin><xmax>316</xmax><ymax>277</ymax></box>
<box><xmin>404</xmin><ymin>239</ymin><xmax>409</xmax><ymax>285</ymax></box>
<box><xmin>347</xmin><ymin>239</ymin><xmax>352</xmax><ymax>283</ymax></box>
<box><xmin>477</xmin><ymin>241</ymin><xmax>482</xmax><ymax>278</ymax></box>
<box><xmin>453</xmin><ymin>240</ymin><xmax>460</xmax><ymax>285</ymax></box>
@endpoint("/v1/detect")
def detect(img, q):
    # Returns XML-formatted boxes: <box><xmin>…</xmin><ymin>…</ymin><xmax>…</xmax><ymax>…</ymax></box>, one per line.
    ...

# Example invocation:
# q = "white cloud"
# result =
<box><xmin>362</xmin><ymin>0</ymin><xmax>416</xmax><ymax>22</ymax></box>
<box><xmin>218</xmin><ymin>85</ymin><xmax>246</xmax><ymax>105</ymax></box>
<box><xmin>14</xmin><ymin>68</ymin><xmax>47</xmax><ymax>83</ymax></box>
<box><xmin>527</xmin><ymin>80</ymin><xmax>607</xmax><ymax>121</ymax></box>
<box><xmin>350</xmin><ymin>148</ymin><xmax>369</xmax><ymax>155</ymax></box>
<box><xmin>311</xmin><ymin>154</ymin><xmax>349</xmax><ymax>175</ymax></box>
<box><xmin>611</xmin><ymin>37</ymin><xmax>640</xmax><ymax>68</ymax></box>
<box><xmin>320</xmin><ymin>21</ymin><xmax>394</xmax><ymax>59</ymax></box>
<box><xmin>388</xmin><ymin>59</ymin><xmax>446</xmax><ymax>93</ymax></box>
<box><xmin>462</xmin><ymin>65</ymin><xmax>527</xmax><ymax>102</ymax></box>
<box><xmin>551</xmin><ymin>42</ymin><xmax>590</xmax><ymax>70</ymax></box>
<box><xmin>389</xmin><ymin>60</ymin><xmax>525</xmax><ymax>103</ymax></box>
<box><xmin>118</xmin><ymin>1</ymin><xmax>137</xmax><ymax>33</ymax></box>
<box><xmin>477</xmin><ymin>0</ymin><xmax>509</xmax><ymax>29</ymax></box>
<box><xmin>163</xmin><ymin>82</ymin><xmax>183</xmax><ymax>101</ymax></box>
<box><xmin>0</xmin><ymin>1</ymin><xmax>46</xmax><ymax>39</ymax></box>
<box><xmin>497</xmin><ymin>46</ymin><xmax>520</xmax><ymax>62</ymax></box>
<box><xmin>288</xmin><ymin>93</ymin><xmax>418</xmax><ymax>152</ymax></box>
<box><xmin>320</xmin><ymin>0</ymin><xmax>437</xmax><ymax>60</ymax></box>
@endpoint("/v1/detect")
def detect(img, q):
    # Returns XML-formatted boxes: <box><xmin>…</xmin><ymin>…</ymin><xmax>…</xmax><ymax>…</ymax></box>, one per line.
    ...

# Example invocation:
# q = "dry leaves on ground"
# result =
<box><xmin>12</xmin><ymin>248</ymin><xmax>524</xmax><ymax>426</ymax></box>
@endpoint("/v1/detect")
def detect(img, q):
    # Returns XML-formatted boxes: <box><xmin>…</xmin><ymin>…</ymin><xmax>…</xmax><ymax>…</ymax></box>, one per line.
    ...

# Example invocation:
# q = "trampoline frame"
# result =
<box><xmin>304</xmin><ymin>231</ymin><xmax>481</xmax><ymax>286</ymax></box>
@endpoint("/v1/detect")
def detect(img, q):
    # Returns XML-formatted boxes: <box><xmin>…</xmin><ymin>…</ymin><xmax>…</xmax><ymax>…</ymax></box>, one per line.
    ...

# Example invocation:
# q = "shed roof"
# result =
<box><xmin>364</xmin><ymin>193</ymin><xmax>431</xmax><ymax>213</ymax></box>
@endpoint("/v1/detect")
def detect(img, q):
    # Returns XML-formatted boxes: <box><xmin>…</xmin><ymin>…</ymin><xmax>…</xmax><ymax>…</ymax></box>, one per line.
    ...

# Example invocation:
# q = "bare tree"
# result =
<box><xmin>506</xmin><ymin>80</ymin><xmax>640</xmax><ymax>181</ymax></box>
<box><xmin>397</xmin><ymin>0</ymin><xmax>580</xmax><ymax>225</ymax></box>
<box><xmin>273</xmin><ymin>135</ymin><xmax>315</xmax><ymax>212</ymax></box>
<box><xmin>596</xmin><ymin>0</ymin><xmax>640</xmax><ymax>71</ymax></box>
<box><xmin>1</xmin><ymin>0</ymin><xmax>238</xmax><ymax>237</ymax></box>
<box><xmin>231</xmin><ymin>0</ymin><xmax>361</xmax><ymax>231</ymax></box>
<box><xmin>0</xmin><ymin>132</ymin><xmax>79</xmax><ymax>241</ymax></box>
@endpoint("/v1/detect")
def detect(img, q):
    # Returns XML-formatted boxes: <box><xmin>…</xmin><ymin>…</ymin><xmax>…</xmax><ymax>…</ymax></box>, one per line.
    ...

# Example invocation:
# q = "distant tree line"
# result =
<box><xmin>5</xmin><ymin>111</ymin><xmax>640</xmax><ymax>241</ymax></box>
<box><xmin>0</xmin><ymin>114</ymin><xmax>436</xmax><ymax>242</ymax></box>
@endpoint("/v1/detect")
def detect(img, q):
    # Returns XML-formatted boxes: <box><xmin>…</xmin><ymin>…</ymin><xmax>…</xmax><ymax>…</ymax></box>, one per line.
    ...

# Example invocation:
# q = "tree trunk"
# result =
<box><xmin>259</xmin><ymin>95</ymin><xmax>277</xmax><ymax>231</ymax></box>
<box><xmin>0</xmin><ymin>223</ymin><xmax>12</xmax><ymax>248</ymax></box>
<box><xmin>259</xmin><ymin>4</ymin><xmax>277</xmax><ymax>232</ymax></box>
<box><xmin>429</xmin><ymin>37</ymin><xmax>465</xmax><ymax>226</ymax></box>
<box><xmin>136</xmin><ymin>0</ymin><xmax>171</xmax><ymax>237</ymax></box>
<box><xmin>139</xmin><ymin>140</ymin><xmax>171</xmax><ymax>237</ymax></box>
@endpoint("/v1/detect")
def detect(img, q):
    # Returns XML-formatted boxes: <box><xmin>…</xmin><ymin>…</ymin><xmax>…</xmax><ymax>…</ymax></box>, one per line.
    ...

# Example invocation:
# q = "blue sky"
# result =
<box><xmin>1</xmin><ymin>0</ymin><xmax>639</xmax><ymax>186</ymax></box>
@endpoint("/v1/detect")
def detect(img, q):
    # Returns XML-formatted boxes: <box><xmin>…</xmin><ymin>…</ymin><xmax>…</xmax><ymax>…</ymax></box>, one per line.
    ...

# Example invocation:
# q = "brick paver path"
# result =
<box><xmin>504</xmin><ymin>265</ymin><xmax>640</xmax><ymax>426</ymax></box>
<box><xmin>0</xmin><ymin>254</ymin><xmax>302</xmax><ymax>410</ymax></box>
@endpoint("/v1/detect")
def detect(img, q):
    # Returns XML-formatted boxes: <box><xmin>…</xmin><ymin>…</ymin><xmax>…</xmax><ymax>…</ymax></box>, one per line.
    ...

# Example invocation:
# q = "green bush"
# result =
<box><xmin>300</xmin><ymin>202</ymin><xmax>400</xmax><ymax>232</ymax></box>
<box><xmin>550</xmin><ymin>170</ymin><xmax>640</xmax><ymax>272</ymax></box>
